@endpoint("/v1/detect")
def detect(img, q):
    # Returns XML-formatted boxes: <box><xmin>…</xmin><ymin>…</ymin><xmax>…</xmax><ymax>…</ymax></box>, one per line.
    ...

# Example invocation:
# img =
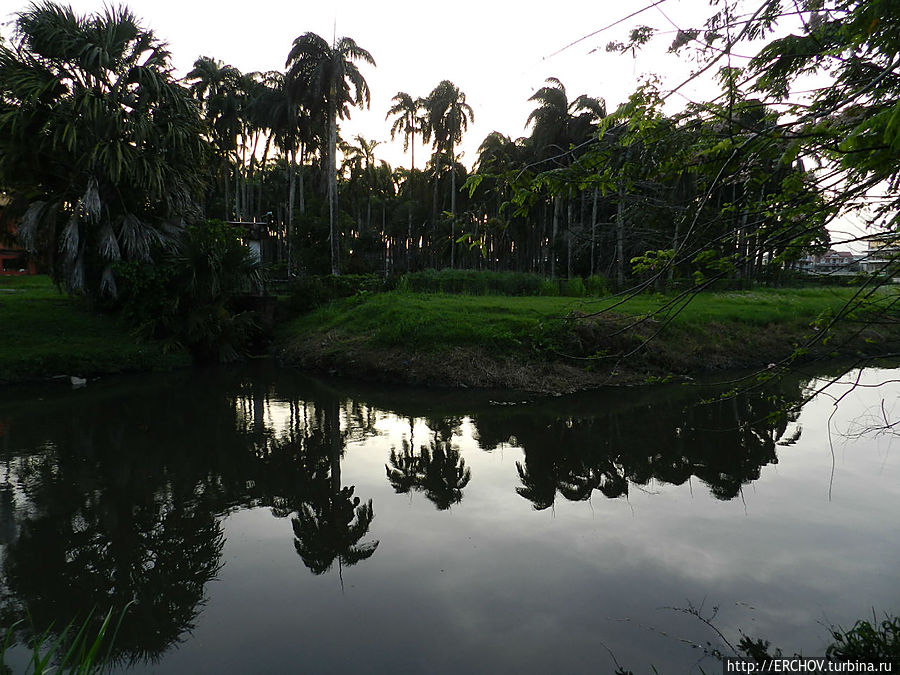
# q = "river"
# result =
<box><xmin>1</xmin><ymin>362</ymin><xmax>898</xmax><ymax>673</ymax></box>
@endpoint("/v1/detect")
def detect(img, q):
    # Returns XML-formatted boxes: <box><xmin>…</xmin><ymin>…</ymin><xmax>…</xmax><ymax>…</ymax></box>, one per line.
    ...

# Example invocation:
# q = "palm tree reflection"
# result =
<box><xmin>386</xmin><ymin>418</ymin><xmax>471</xmax><ymax>510</ymax></box>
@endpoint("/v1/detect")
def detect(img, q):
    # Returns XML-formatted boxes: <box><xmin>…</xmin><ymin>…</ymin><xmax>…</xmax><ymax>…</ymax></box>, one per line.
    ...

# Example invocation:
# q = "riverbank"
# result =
<box><xmin>0</xmin><ymin>275</ymin><xmax>187</xmax><ymax>384</ymax></box>
<box><xmin>276</xmin><ymin>288</ymin><xmax>900</xmax><ymax>393</ymax></box>
<box><xmin>5</xmin><ymin>275</ymin><xmax>898</xmax><ymax>392</ymax></box>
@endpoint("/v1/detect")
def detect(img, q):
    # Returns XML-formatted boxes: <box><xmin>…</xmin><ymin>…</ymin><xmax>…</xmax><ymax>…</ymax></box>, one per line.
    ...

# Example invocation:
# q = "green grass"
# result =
<box><xmin>280</xmin><ymin>286</ymin><xmax>881</xmax><ymax>355</ymax></box>
<box><xmin>282</xmin><ymin>293</ymin><xmax>581</xmax><ymax>353</ymax></box>
<box><xmin>579</xmin><ymin>286</ymin><xmax>875</xmax><ymax>326</ymax></box>
<box><xmin>0</xmin><ymin>275</ymin><xmax>188</xmax><ymax>383</ymax></box>
<box><xmin>1</xmin><ymin>604</ymin><xmax>131</xmax><ymax>675</ymax></box>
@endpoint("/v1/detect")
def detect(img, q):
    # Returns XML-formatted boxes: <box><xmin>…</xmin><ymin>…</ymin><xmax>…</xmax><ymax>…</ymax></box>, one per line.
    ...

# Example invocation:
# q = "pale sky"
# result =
<box><xmin>2</xmin><ymin>0</ymin><xmax>721</xmax><ymax>169</ymax></box>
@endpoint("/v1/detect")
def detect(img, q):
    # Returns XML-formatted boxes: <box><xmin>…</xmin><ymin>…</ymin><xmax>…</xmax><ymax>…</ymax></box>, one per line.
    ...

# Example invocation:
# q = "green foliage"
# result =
<box><xmin>826</xmin><ymin>614</ymin><xmax>899</xmax><ymax>662</ymax></box>
<box><xmin>114</xmin><ymin>220</ymin><xmax>261</xmax><ymax>363</ymax></box>
<box><xmin>563</xmin><ymin>277</ymin><xmax>586</xmax><ymax>297</ymax></box>
<box><xmin>584</xmin><ymin>275</ymin><xmax>610</xmax><ymax>296</ymax></box>
<box><xmin>1</xmin><ymin>605</ymin><xmax>131</xmax><ymax>675</ymax></box>
<box><xmin>288</xmin><ymin>274</ymin><xmax>393</xmax><ymax>313</ymax></box>
<box><xmin>631</xmin><ymin>249</ymin><xmax>675</xmax><ymax>276</ymax></box>
<box><xmin>538</xmin><ymin>278</ymin><xmax>558</xmax><ymax>296</ymax></box>
<box><xmin>0</xmin><ymin>2</ymin><xmax>209</xmax><ymax>297</ymax></box>
<box><xmin>396</xmin><ymin>269</ymin><xmax>609</xmax><ymax>297</ymax></box>
<box><xmin>399</xmin><ymin>269</ymin><xmax>543</xmax><ymax>296</ymax></box>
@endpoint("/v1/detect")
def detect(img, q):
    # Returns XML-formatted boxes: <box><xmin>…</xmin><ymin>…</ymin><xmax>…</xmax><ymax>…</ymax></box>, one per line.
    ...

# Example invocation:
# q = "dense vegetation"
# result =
<box><xmin>2</xmin><ymin>0</ymin><xmax>899</xmax><ymax>294</ymax></box>
<box><xmin>1</xmin><ymin>0</ymin><xmax>899</xmax><ymax>371</ymax></box>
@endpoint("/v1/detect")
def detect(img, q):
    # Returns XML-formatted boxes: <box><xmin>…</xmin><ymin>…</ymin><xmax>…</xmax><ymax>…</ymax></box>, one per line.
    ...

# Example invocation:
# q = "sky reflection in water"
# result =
<box><xmin>0</xmin><ymin>363</ymin><xmax>897</xmax><ymax>673</ymax></box>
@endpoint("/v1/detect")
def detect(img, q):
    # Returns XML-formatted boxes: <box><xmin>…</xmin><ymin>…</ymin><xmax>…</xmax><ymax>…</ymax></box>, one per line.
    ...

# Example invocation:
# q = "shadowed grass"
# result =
<box><xmin>281</xmin><ymin>287</ymin><xmax>879</xmax><ymax>353</ymax></box>
<box><xmin>0</xmin><ymin>275</ymin><xmax>188</xmax><ymax>383</ymax></box>
<box><xmin>276</xmin><ymin>285</ymin><xmax>900</xmax><ymax>390</ymax></box>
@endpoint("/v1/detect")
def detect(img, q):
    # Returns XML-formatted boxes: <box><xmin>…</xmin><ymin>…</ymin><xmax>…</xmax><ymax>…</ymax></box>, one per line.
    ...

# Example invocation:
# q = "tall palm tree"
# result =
<box><xmin>187</xmin><ymin>57</ymin><xmax>246</xmax><ymax>219</ymax></box>
<box><xmin>285</xmin><ymin>32</ymin><xmax>375</xmax><ymax>276</ymax></box>
<box><xmin>0</xmin><ymin>2</ymin><xmax>208</xmax><ymax>297</ymax></box>
<box><xmin>422</xmin><ymin>80</ymin><xmax>474</xmax><ymax>267</ymax></box>
<box><xmin>386</xmin><ymin>92</ymin><xmax>422</xmax><ymax>171</ymax></box>
<box><xmin>527</xmin><ymin>78</ymin><xmax>604</xmax><ymax>155</ymax></box>
<box><xmin>526</xmin><ymin>78</ymin><xmax>605</xmax><ymax>277</ymax></box>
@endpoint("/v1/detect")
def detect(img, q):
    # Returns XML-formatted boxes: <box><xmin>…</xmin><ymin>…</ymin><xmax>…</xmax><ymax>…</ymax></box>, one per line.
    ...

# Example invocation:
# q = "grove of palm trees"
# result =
<box><xmin>6</xmin><ymin>0</ymin><xmax>896</xmax><ymax>298</ymax></box>
<box><xmin>1</xmin><ymin>0</ymin><xmax>899</xmax><ymax>376</ymax></box>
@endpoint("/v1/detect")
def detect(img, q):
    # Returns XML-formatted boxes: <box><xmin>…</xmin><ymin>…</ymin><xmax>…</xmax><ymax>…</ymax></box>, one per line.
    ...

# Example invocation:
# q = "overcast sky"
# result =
<box><xmin>4</xmin><ymin>0</ymin><xmax>723</xmax><ymax>168</ymax></box>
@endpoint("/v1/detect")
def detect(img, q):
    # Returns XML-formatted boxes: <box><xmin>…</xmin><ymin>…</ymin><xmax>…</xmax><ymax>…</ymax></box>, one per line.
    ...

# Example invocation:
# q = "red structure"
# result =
<box><xmin>0</xmin><ymin>195</ymin><xmax>37</xmax><ymax>275</ymax></box>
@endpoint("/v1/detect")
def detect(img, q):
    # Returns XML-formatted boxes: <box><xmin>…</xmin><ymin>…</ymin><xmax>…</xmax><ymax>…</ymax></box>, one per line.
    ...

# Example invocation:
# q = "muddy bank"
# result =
<box><xmin>277</xmin><ymin>317</ymin><xmax>899</xmax><ymax>394</ymax></box>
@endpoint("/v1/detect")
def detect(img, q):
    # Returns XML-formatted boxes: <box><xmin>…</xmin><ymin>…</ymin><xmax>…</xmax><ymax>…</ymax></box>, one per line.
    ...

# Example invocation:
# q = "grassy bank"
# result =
<box><xmin>5</xmin><ymin>274</ymin><xmax>897</xmax><ymax>392</ymax></box>
<box><xmin>277</xmin><ymin>286</ymin><xmax>900</xmax><ymax>392</ymax></box>
<box><xmin>0</xmin><ymin>276</ymin><xmax>188</xmax><ymax>384</ymax></box>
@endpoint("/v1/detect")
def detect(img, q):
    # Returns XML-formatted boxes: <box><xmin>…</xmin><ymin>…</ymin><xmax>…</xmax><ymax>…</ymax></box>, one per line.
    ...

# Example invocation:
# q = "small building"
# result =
<box><xmin>797</xmin><ymin>249</ymin><xmax>861</xmax><ymax>275</ymax></box>
<box><xmin>859</xmin><ymin>233</ymin><xmax>900</xmax><ymax>275</ymax></box>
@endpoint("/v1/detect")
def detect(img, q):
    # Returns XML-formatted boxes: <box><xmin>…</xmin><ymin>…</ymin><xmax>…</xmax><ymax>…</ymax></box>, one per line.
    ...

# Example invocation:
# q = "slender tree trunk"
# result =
<box><xmin>298</xmin><ymin>144</ymin><xmax>306</xmax><ymax>216</ymax></box>
<box><xmin>551</xmin><ymin>196</ymin><xmax>561</xmax><ymax>280</ymax></box>
<box><xmin>567</xmin><ymin>195</ymin><xmax>574</xmax><ymax>279</ymax></box>
<box><xmin>224</xmin><ymin>162</ymin><xmax>231</xmax><ymax>221</ymax></box>
<box><xmin>616</xmin><ymin>185</ymin><xmax>626</xmax><ymax>289</ymax></box>
<box><xmin>235</xmin><ymin>148</ymin><xmax>242</xmax><ymax>221</ymax></box>
<box><xmin>328</xmin><ymin>111</ymin><xmax>340</xmax><ymax>276</ymax></box>
<box><xmin>431</xmin><ymin>153</ymin><xmax>440</xmax><ymax>266</ymax></box>
<box><xmin>407</xmin><ymin>206</ymin><xmax>412</xmax><ymax>272</ymax></box>
<box><xmin>258</xmin><ymin>135</ymin><xmax>272</xmax><ymax>222</ymax></box>
<box><xmin>382</xmin><ymin>205</ymin><xmax>387</xmax><ymax>277</ymax></box>
<box><xmin>590</xmin><ymin>187</ymin><xmax>598</xmax><ymax>277</ymax></box>
<box><xmin>288</xmin><ymin>154</ymin><xmax>295</xmax><ymax>276</ymax></box>
<box><xmin>450</xmin><ymin>154</ymin><xmax>456</xmax><ymax>269</ymax></box>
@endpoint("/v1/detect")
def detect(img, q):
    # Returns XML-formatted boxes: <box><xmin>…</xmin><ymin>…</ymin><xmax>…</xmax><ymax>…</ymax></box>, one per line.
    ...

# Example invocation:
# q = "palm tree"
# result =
<box><xmin>422</xmin><ymin>80</ymin><xmax>474</xmax><ymax>268</ymax></box>
<box><xmin>526</xmin><ymin>78</ymin><xmax>605</xmax><ymax>277</ymax></box>
<box><xmin>0</xmin><ymin>2</ymin><xmax>208</xmax><ymax>297</ymax></box>
<box><xmin>186</xmin><ymin>56</ymin><xmax>246</xmax><ymax>220</ymax></box>
<box><xmin>251</xmin><ymin>69</ymin><xmax>314</xmax><ymax>275</ymax></box>
<box><xmin>386</xmin><ymin>92</ymin><xmax>422</xmax><ymax>172</ymax></box>
<box><xmin>285</xmin><ymin>32</ymin><xmax>375</xmax><ymax>276</ymax></box>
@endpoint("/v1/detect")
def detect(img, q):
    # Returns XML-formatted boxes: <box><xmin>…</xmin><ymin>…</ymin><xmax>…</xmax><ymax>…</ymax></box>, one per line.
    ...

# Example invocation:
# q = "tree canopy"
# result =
<box><xmin>0</xmin><ymin>1</ymin><xmax>208</xmax><ymax>296</ymax></box>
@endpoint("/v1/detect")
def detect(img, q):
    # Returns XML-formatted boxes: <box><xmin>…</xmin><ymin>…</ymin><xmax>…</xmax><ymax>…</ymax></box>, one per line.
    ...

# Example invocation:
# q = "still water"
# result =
<box><xmin>1</xmin><ymin>362</ymin><xmax>898</xmax><ymax>673</ymax></box>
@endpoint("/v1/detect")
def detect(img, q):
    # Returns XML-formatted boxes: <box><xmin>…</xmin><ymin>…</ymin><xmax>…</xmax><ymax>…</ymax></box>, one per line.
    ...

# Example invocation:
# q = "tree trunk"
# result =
<box><xmin>328</xmin><ymin>112</ymin><xmax>340</xmax><ymax>276</ymax></box>
<box><xmin>450</xmin><ymin>156</ymin><xmax>456</xmax><ymax>270</ymax></box>
<box><xmin>431</xmin><ymin>153</ymin><xmax>440</xmax><ymax>266</ymax></box>
<box><xmin>567</xmin><ymin>195</ymin><xmax>575</xmax><ymax>279</ymax></box>
<box><xmin>288</xmin><ymin>156</ymin><xmax>295</xmax><ymax>276</ymax></box>
<box><xmin>551</xmin><ymin>196</ymin><xmax>561</xmax><ymax>280</ymax></box>
<box><xmin>407</xmin><ymin>206</ymin><xmax>412</xmax><ymax>272</ymax></box>
<box><xmin>616</xmin><ymin>185</ymin><xmax>626</xmax><ymax>289</ymax></box>
<box><xmin>590</xmin><ymin>187</ymin><xmax>598</xmax><ymax>277</ymax></box>
<box><xmin>298</xmin><ymin>144</ymin><xmax>306</xmax><ymax>216</ymax></box>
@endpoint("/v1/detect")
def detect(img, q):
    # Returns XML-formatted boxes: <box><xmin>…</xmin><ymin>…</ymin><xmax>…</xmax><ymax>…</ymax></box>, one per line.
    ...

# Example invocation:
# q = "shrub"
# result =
<box><xmin>563</xmin><ymin>277</ymin><xmax>586</xmax><ymax>297</ymax></box>
<box><xmin>114</xmin><ymin>220</ymin><xmax>262</xmax><ymax>363</ymax></box>
<box><xmin>391</xmin><ymin>270</ymin><xmax>611</xmax><ymax>298</ymax></box>
<box><xmin>584</xmin><ymin>275</ymin><xmax>609</xmax><ymax>296</ymax></box>
<box><xmin>288</xmin><ymin>274</ymin><xmax>391</xmax><ymax>313</ymax></box>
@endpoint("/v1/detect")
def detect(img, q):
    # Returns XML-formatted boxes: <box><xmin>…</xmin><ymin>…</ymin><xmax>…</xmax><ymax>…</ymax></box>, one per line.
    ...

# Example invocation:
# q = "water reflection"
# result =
<box><xmin>488</xmin><ymin>379</ymin><xmax>805</xmax><ymax>510</ymax></box>
<box><xmin>0</xmin><ymin>384</ymin><xmax>229</xmax><ymax>662</ymax></box>
<box><xmin>386</xmin><ymin>416</ymin><xmax>471</xmax><ymax>510</ymax></box>
<box><xmin>0</xmin><ymin>364</ymin><xmax>833</xmax><ymax>669</ymax></box>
